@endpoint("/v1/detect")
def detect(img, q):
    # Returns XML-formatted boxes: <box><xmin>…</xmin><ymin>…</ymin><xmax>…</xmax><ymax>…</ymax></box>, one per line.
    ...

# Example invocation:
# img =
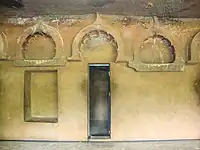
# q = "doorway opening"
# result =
<box><xmin>88</xmin><ymin>64</ymin><xmax>111</xmax><ymax>139</ymax></box>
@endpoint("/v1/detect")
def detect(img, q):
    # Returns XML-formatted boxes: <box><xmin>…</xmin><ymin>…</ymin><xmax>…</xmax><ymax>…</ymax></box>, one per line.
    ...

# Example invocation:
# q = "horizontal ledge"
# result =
<box><xmin>128</xmin><ymin>63</ymin><xmax>185</xmax><ymax>72</ymax></box>
<box><xmin>14</xmin><ymin>59</ymin><xmax>66</xmax><ymax>67</ymax></box>
<box><xmin>25</xmin><ymin>117</ymin><xmax>58</xmax><ymax>123</ymax></box>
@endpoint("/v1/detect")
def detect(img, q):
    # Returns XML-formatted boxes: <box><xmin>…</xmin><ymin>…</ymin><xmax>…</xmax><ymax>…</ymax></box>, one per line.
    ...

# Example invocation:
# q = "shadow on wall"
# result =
<box><xmin>0</xmin><ymin>0</ymin><xmax>24</xmax><ymax>8</ymax></box>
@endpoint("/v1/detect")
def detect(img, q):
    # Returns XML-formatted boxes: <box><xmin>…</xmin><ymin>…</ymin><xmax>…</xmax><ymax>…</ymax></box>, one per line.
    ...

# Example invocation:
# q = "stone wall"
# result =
<box><xmin>0</xmin><ymin>14</ymin><xmax>200</xmax><ymax>142</ymax></box>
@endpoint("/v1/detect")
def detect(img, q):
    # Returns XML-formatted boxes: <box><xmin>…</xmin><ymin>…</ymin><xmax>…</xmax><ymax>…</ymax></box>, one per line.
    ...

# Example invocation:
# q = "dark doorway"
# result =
<box><xmin>88</xmin><ymin>64</ymin><xmax>111</xmax><ymax>139</ymax></box>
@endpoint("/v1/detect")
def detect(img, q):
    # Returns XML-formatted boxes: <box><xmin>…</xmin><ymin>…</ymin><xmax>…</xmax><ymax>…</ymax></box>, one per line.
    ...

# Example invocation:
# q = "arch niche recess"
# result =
<box><xmin>69</xmin><ymin>15</ymin><xmax>125</xmax><ymax>62</ymax></box>
<box><xmin>128</xmin><ymin>33</ymin><xmax>184</xmax><ymax>72</ymax></box>
<box><xmin>0</xmin><ymin>32</ymin><xmax>8</xmax><ymax>60</ymax></box>
<box><xmin>14</xmin><ymin>22</ymin><xmax>66</xmax><ymax>67</ymax></box>
<box><xmin>187</xmin><ymin>30</ymin><xmax>200</xmax><ymax>64</ymax></box>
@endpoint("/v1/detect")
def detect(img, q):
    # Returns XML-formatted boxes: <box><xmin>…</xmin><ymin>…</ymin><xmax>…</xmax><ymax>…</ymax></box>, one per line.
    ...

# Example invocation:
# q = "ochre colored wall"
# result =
<box><xmin>0</xmin><ymin>15</ymin><xmax>200</xmax><ymax>141</ymax></box>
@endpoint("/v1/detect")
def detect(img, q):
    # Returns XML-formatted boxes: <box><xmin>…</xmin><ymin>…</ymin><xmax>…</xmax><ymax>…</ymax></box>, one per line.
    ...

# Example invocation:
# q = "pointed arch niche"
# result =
<box><xmin>14</xmin><ymin>22</ymin><xmax>66</xmax><ymax>67</ymax></box>
<box><xmin>0</xmin><ymin>32</ymin><xmax>8</xmax><ymax>60</ymax></box>
<box><xmin>128</xmin><ymin>34</ymin><xmax>184</xmax><ymax>72</ymax></box>
<box><xmin>69</xmin><ymin>15</ymin><xmax>125</xmax><ymax>62</ymax></box>
<box><xmin>187</xmin><ymin>30</ymin><xmax>200</xmax><ymax>64</ymax></box>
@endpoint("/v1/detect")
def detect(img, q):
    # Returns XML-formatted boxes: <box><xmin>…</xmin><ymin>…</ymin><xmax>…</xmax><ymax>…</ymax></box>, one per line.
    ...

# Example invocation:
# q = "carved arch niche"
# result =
<box><xmin>69</xmin><ymin>15</ymin><xmax>125</xmax><ymax>62</ymax></box>
<box><xmin>0</xmin><ymin>32</ymin><xmax>8</xmax><ymax>60</ymax></box>
<box><xmin>187</xmin><ymin>30</ymin><xmax>200</xmax><ymax>64</ymax></box>
<box><xmin>14</xmin><ymin>22</ymin><xmax>66</xmax><ymax>67</ymax></box>
<box><xmin>128</xmin><ymin>33</ymin><xmax>184</xmax><ymax>72</ymax></box>
<box><xmin>140</xmin><ymin>35</ymin><xmax>175</xmax><ymax>64</ymax></box>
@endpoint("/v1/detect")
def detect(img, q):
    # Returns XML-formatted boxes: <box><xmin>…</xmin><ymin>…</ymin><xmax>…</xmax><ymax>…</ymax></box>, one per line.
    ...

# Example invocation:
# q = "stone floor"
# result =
<box><xmin>0</xmin><ymin>140</ymin><xmax>200</xmax><ymax>150</ymax></box>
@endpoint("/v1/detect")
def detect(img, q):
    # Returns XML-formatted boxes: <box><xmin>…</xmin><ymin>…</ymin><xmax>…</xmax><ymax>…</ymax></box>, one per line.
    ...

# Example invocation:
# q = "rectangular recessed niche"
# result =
<box><xmin>24</xmin><ymin>70</ymin><xmax>58</xmax><ymax>123</ymax></box>
<box><xmin>88</xmin><ymin>64</ymin><xmax>111</xmax><ymax>139</ymax></box>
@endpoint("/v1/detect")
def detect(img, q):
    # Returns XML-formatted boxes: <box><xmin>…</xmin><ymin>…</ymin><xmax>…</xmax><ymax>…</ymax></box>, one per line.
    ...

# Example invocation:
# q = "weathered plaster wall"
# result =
<box><xmin>0</xmin><ymin>15</ymin><xmax>200</xmax><ymax>142</ymax></box>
